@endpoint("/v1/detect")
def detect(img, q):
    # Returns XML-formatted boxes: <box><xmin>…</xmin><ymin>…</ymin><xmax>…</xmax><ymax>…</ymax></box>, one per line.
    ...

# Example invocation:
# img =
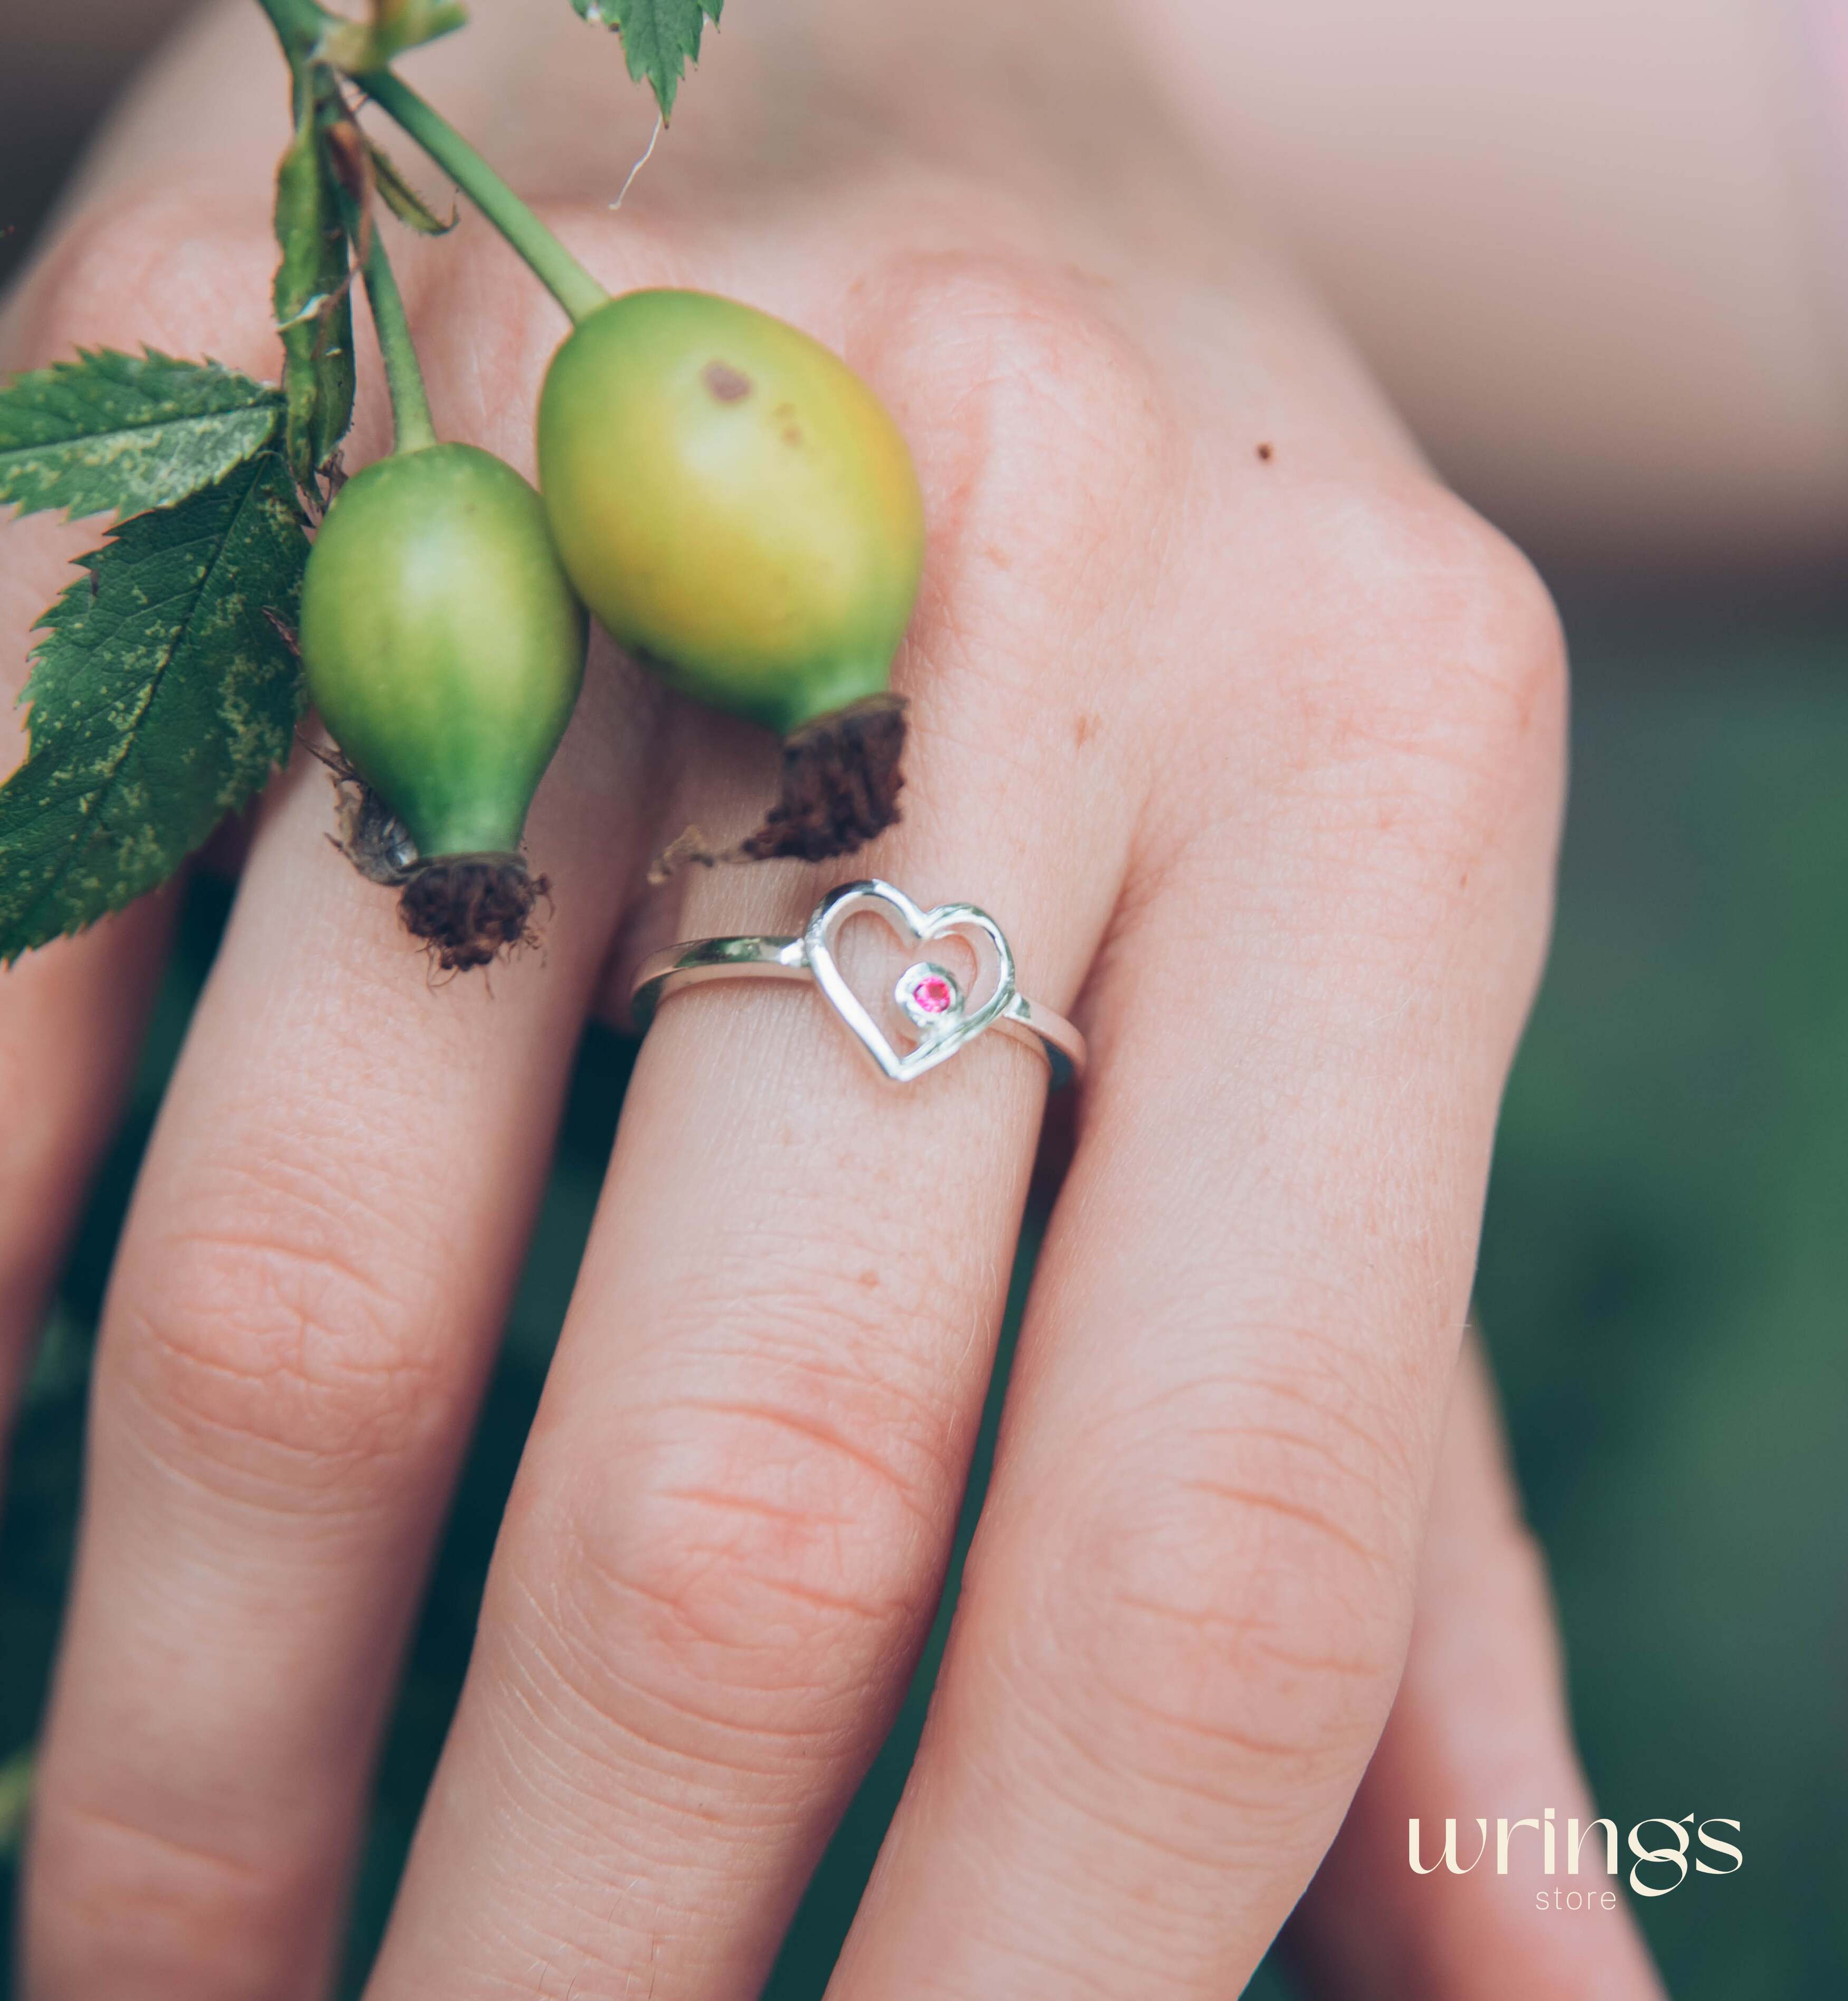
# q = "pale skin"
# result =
<box><xmin>1</xmin><ymin>1</ymin><xmax>1667</xmax><ymax>1995</ymax></box>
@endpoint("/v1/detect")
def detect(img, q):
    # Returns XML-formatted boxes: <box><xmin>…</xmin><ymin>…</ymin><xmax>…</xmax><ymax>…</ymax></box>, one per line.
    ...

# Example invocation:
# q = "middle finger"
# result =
<box><xmin>364</xmin><ymin>269</ymin><xmax>1161</xmax><ymax>2000</ymax></box>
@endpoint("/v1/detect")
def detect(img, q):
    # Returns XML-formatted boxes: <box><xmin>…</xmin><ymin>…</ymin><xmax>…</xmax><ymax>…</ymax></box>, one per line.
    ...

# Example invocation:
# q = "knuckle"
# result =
<box><xmin>30</xmin><ymin>1793</ymin><xmax>316</xmax><ymax>1995</ymax></box>
<box><xmin>1147</xmin><ymin>479</ymin><xmax>1569</xmax><ymax>931</ymax></box>
<box><xmin>117</xmin><ymin>1152</ymin><xmax>457</xmax><ymax>1503</ymax></box>
<box><xmin>1303</xmin><ymin>483</ymin><xmax>1567</xmax><ymax>817</ymax></box>
<box><xmin>514</xmin><ymin>1330</ymin><xmax>957</xmax><ymax>1744</ymax></box>
<box><xmin>578</xmin><ymin>1434</ymin><xmax>928</xmax><ymax>1670</ymax></box>
<box><xmin>1011</xmin><ymin>1400</ymin><xmax>1416</xmax><ymax>1799</ymax></box>
<box><xmin>582</xmin><ymin>1381</ymin><xmax>944</xmax><ymax>1668</ymax></box>
<box><xmin>12</xmin><ymin>178</ymin><xmax>277</xmax><ymax>372</ymax></box>
<box><xmin>867</xmin><ymin>245</ymin><xmax>1178</xmax><ymax>694</ymax></box>
<box><xmin>884</xmin><ymin>245</ymin><xmax>1171</xmax><ymax>467</ymax></box>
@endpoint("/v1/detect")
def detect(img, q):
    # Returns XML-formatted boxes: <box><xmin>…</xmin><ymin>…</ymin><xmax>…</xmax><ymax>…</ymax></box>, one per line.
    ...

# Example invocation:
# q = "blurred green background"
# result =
<box><xmin>3</xmin><ymin>584</ymin><xmax>1845</xmax><ymax>1996</ymax></box>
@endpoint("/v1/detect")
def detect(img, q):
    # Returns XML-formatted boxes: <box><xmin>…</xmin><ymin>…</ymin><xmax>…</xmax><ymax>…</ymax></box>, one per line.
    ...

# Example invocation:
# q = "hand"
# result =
<box><xmin>2</xmin><ymin>2</ymin><xmax>1662</xmax><ymax>1994</ymax></box>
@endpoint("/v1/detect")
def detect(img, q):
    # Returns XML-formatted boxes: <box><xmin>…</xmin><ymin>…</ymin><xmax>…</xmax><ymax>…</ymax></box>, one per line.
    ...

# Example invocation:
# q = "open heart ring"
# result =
<box><xmin>630</xmin><ymin>880</ymin><xmax>1086</xmax><ymax>1087</ymax></box>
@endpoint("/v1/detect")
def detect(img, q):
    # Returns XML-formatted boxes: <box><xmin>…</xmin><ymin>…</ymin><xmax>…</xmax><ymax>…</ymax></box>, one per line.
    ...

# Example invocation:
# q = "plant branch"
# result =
<box><xmin>357</xmin><ymin>69</ymin><xmax>610</xmax><ymax>326</ymax></box>
<box><xmin>251</xmin><ymin>0</ymin><xmax>611</xmax><ymax>326</ymax></box>
<box><xmin>355</xmin><ymin>206</ymin><xmax>439</xmax><ymax>454</ymax></box>
<box><xmin>253</xmin><ymin>0</ymin><xmax>334</xmax><ymax>63</ymax></box>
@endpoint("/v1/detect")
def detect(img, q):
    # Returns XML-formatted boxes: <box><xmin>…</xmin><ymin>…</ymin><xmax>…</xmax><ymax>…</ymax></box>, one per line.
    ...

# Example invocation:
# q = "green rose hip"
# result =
<box><xmin>537</xmin><ymin>289</ymin><xmax>926</xmax><ymax>862</ymax></box>
<box><xmin>300</xmin><ymin>441</ymin><xmax>587</xmax><ymax>968</ymax></box>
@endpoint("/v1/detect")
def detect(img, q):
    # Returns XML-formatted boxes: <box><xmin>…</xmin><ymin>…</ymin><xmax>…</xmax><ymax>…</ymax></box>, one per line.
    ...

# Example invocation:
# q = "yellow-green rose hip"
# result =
<box><xmin>300</xmin><ymin>441</ymin><xmax>587</xmax><ymax>968</ymax></box>
<box><xmin>537</xmin><ymin>289</ymin><xmax>925</xmax><ymax>860</ymax></box>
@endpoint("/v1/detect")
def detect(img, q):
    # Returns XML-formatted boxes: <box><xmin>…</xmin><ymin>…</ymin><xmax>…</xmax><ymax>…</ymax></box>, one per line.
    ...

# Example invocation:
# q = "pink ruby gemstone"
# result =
<box><xmin>913</xmin><ymin>975</ymin><xmax>954</xmax><ymax>1015</ymax></box>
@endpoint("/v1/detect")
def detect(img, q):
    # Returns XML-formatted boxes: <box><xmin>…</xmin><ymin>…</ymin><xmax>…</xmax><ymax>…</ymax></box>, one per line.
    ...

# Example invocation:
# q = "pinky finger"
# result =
<box><xmin>1283</xmin><ymin>1330</ymin><xmax>1666</xmax><ymax>2000</ymax></box>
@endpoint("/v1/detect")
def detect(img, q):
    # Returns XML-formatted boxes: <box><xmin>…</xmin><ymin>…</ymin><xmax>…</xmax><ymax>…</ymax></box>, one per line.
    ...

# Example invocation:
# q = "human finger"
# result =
<box><xmin>1282</xmin><ymin>1330</ymin><xmax>1666</xmax><ymax>1999</ymax></box>
<box><xmin>823</xmin><ymin>493</ymin><xmax>1569</xmax><ymax>1998</ymax></box>
<box><xmin>20</xmin><ymin>217</ymin><xmax>659</xmax><ymax>1999</ymax></box>
<box><xmin>361</xmin><ymin>247</ymin><xmax>1168</xmax><ymax>2001</ymax></box>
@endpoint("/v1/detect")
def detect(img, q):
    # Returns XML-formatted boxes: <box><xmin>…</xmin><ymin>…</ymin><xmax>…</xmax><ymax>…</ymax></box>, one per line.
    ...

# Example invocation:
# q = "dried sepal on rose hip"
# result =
<box><xmin>537</xmin><ymin>289</ymin><xmax>925</xmax><ymax>863</ymax></box>
<box><xmin>300</xmin><ymin>442</ymin><xmax>588</xmax><ymax>969</ymax></box>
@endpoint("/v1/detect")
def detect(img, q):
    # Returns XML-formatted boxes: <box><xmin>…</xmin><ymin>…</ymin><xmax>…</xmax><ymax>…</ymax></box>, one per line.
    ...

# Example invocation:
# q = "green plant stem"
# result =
<box><xmin>356</xmin><ymin>216</ymin><xmax>439</xmax><ymax>454</ymax></box>
<box><xmin>358</xmin><ymin>69</ymin><xmax>610</xmax><ymax>326</ymax></box>
<box><xmin>253</xmin><ymin>0</ymin><xmax>333</xmax><ymax>62</ymax></box>
<box><xmin>251</xmin><ymin>0</ymin><xmax>610</xmax><ymax>326</ymax></box>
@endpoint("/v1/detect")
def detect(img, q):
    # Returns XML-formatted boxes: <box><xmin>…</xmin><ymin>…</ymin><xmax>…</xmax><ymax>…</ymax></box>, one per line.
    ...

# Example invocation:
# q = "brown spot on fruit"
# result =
<box><xmin>782</xmin><ymin>426</ymin><xmax>804</xmax><ymax>447</ymax></box>
<box><xmin>703</xmin><ymin>362</ymin><xmax>753</xmax><ymax>403</ymax></box>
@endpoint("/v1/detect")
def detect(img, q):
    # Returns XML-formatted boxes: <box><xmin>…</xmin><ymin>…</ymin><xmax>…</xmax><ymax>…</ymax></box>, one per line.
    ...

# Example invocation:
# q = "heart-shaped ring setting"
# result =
<box><xmin>806</xmin><ymin>882</ymin><xmax>1016</xmax><ymax>1084</ymax></box>
<box><xmin>630</xmin><ymin>879</ymin><xmax>1086</xmax><ymax>1087</ymax></box>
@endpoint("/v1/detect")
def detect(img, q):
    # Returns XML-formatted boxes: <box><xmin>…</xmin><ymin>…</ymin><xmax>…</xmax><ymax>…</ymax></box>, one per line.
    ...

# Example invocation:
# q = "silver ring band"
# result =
<box><xmin>631</xmin><ymin>880</ymin><xmax>1086</xmax><ymax>1087</ymax></box>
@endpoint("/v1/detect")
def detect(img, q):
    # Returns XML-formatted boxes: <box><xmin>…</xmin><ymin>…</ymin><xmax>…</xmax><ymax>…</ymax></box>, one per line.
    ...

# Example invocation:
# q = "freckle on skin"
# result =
<box><xmin>1257</xmin><ymin>441</ymin><xmax>1274</xmax><ymax>461</ymax></box>
<box><xmin>983</xmin><ymin>544</ymin><xmax>1013</xmax><ymax>570</ymax></box>
<box><xmin>1073</xmin><ymin>712</ymin><xmax>1100</xmax><ymax>749</ymax></box>
<box><xmin>703</xmin><ymin>362</ymin><xmax>752</xmax><ymax>403</ymax></box>
<box><xmin>857</xmin><ymin>1269</ymin><xmax>880</xmax><ymax>1289</ymax></box>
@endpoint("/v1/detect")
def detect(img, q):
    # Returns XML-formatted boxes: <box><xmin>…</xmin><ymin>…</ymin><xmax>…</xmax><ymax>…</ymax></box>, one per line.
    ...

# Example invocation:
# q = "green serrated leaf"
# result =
<box><xmin>0</xmin><ymin>449</ymin><xmax>308</xmax><ymax>962</ymax></box>
<box><xmin>0</xmin><ymin>349</ymin><xmax>280</xmax><ymax>525</ymax></box>
<box><xmin>368</xmin><ymin>136</ymin><xmax>458</xmax><ymax>235</ymax></box>
<box><xmin>571</xmin><ymin>0</ymin><xmax>722</xmax><ymax>119</ymax></box>
<box><xmin>274</xmin><ymin>93</ymin><xmax>357</xmax><ymax>488</ymax></box>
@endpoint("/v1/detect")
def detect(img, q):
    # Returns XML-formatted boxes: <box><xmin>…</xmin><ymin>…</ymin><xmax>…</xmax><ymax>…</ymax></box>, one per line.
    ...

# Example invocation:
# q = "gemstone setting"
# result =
<box><xmin>895</xmin><ymin>960</ymin><xmax>965</xmax><ymax>1037</ymax></box>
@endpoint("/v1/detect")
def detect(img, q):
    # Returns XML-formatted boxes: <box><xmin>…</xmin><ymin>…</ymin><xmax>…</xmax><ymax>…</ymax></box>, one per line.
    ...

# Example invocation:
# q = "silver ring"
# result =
<box><xmin>631</xmin><ymin>880</ymin><xmax>1086</xmax><ymax>1087</ymax></box>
